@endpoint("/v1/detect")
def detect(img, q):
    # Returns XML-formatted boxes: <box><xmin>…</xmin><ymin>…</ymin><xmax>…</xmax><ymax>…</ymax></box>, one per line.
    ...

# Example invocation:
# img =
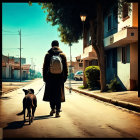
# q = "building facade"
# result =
<box><xmin>67</xmin><ymin>55</ymin><xmax>83</xmax><ymax>74</ymax></box>
<box><xmin>2</xmin><ymin>55</ymin><xmax>31</xmax><ymax>81</ymax></box>
<box><xmin>104</xmin><ymin>2</ymin><xmax>138</xmax><ymax>90</ymax></box>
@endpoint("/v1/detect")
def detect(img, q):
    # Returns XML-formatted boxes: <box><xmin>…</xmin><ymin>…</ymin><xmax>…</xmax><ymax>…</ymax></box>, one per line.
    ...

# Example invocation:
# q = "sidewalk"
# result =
<box><xmin>0</xmin><ymin>78</ymin><xmax>41</xmax><ymax>96</ymax></box>
<box><xmin>65</xmin><ymin>81</ymin><xmax>140</xmax><ymax>113</ymax></box>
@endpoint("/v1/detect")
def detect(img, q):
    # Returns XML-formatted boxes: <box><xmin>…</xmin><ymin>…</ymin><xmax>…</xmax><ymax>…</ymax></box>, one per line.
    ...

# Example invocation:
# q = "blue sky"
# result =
<box><xmin>2</xmin><ymin>3</ymin><xmax>83</xmax><ymax>73</ymax></box>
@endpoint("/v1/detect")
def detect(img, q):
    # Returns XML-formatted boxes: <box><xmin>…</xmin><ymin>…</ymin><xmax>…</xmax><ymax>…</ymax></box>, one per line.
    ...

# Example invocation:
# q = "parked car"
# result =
<box><xmin>74</xmin><ymin>71</ymin><xmax>83</xmax><ymax>81</ymax></box>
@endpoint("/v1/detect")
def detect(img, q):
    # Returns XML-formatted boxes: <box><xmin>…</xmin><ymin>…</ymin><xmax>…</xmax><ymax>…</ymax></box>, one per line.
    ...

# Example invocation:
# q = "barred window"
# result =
<box><xmin>79</xmin><ymin>63</ymin><xmax>83</xmax><ymax>67</ymax></box>
<box><xmin>122</xmin><ymin>47</ymin><xmax>127</xmax><ymax>64</ymax></box>
<box><xmin>108</xmin><ymin>15</ymin><xmax>112</xmax><ymax>31</ymax></box>
<box><xmin>122</xmin><ymin>3</ymin><xmax>128</xmax><ymax>19</ymax></box>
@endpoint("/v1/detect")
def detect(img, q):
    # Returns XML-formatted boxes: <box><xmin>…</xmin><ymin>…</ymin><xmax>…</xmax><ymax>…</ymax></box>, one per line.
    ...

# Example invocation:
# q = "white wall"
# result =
<box><xmin>2</xmin><ymin>67</ymin><xmax>6</xmax><ymax>79</ymax></box>
<box><xmin>14</xmin><ymin>70</ymin><xmax>20</xmax><ymax>80</ymax></box>
<box><xmin>117</xmin><ymin>47</ymin><xmax>130</xmax><ymax>90</ymax></box>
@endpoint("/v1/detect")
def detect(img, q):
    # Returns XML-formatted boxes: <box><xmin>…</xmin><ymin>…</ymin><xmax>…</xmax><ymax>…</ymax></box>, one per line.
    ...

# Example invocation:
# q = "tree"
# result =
<box><xmin>41</xmin><ymin>1</ymin><xmax>83</xmax><ymax>44</ymax></box>
<box><xmin>38</xmin><ymin>0</ymin><xmax>128</xmax><ymax>92</ymax></box>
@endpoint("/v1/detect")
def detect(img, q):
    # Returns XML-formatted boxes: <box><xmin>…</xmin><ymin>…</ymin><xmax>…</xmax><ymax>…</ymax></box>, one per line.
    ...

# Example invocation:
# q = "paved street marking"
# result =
<box><xmin>0</xmin><ymin>128</ymin><xmax>3</xmax><ymax>140</ymax></box>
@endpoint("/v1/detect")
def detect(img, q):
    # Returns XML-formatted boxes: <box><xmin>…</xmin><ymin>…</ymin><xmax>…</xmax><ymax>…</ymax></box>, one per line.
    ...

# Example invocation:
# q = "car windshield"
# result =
<box><xmin>76</xmin><ymin>71</ymin><xmax>83</xmax><ymax>75</ymax></box>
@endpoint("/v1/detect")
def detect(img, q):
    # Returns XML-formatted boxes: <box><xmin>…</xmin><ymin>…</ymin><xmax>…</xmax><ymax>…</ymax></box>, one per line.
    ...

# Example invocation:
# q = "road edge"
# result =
<box><xmin>65</xmin><ymin>86</ymin><xmax>140</xmax><ymax>113</ymax></box>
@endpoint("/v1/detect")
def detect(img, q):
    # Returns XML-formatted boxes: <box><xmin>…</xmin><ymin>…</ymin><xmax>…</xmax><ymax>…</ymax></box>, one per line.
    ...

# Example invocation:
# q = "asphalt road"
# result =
<box><xmin>0</xmin><ymin>79</ymin><xmax>140</xmax><ymax>139</ymax></box>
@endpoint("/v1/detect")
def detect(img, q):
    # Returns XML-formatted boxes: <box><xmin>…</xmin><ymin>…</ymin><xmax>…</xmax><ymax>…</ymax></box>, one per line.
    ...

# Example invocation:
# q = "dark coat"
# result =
<box><xmin>43</xmin><ymin>46</ymin><xmax>68</xmax><ymax>102</ymax></box>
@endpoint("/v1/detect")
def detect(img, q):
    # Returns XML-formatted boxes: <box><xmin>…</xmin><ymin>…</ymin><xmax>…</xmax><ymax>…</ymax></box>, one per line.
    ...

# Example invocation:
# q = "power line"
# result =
<box><xmin>2</xmin><ymin>34</ymin><xmax>19</xmax><ymax>35</ymax></box>
<box><xmin>2</xmin><ymin>29</ymin><xmax>18</xmax><ymax>33</ymax></box>
<box><xmin>2</xmin><ymin>48</ymin><xmax>19</xmax><ymax>50</ymax></box>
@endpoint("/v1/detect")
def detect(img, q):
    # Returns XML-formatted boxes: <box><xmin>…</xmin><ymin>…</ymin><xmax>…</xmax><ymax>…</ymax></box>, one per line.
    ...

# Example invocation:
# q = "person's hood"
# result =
<box><xmin>48</xmin><ymin>46</ymin><xmax>63</xmax><ymax>55</ymax></box>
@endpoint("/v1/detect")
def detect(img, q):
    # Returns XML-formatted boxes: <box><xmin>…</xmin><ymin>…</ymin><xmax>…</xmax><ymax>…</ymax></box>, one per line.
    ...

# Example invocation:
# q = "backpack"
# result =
<box><xmin>49</xmin><ymin>54</ymin><xmax>63</xmax><ymax>74</ymax></box>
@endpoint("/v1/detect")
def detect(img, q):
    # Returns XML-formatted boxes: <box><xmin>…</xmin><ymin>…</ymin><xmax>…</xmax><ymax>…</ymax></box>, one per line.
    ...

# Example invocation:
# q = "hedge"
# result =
<box><xmin>85</xmin><ymin>66</ymin><xmax>100</xmax><ymax>90</ymax></box>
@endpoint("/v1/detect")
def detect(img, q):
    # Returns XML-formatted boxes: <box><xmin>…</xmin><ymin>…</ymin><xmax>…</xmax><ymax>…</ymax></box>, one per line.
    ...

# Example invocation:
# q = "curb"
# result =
<box><xmin>65</xmin><ymin>86</ymin><xmax>140</xmax><ymax>113</ymax></box>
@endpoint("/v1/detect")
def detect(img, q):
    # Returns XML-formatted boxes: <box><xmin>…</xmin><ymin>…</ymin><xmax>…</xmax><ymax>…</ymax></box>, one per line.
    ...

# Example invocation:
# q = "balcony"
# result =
<box><xmin>81</xmin><ymin>45</ymin><xmax>97</xmax><ymax>60</ymax></box>
<box><xmin>104</xmin><ymin>27</ymin><xmax>138</xmax><ymax>49</ymax></box>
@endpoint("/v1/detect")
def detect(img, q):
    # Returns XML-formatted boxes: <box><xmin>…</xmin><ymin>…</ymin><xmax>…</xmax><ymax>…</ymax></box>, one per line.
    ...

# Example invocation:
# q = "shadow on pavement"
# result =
<box><xmin>4</xmin><ymin>120</ymin><xmax>25</xmax><ymax>129</ymax></box>
<box><xmin>34</xmin><ymin>115</ymin><xmax>51</xmax><ymax>120</ymax></box>
<box><xmin>3</xmin><ymin>116</ymin><xmax>52</xmax><ymax>130</ymax></box>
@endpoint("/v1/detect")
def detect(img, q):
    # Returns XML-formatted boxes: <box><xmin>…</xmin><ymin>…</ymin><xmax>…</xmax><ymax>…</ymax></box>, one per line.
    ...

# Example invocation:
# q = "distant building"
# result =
<box><xmin>67</xmin><ymin>55</ymin><xmax>83</xmax><ymax>74</ymax></box>
<box><xmin>2</xmin><ymin>55</ymin><xmax>31</xmax><ymax>81</ymax></box>
<box><xmin>9</xmin><ymin>56</ymin><xmax>26</xmax><ymax>64</ymax></box>
<box><xmin>2</xmin><ymin>55</ymin><xmax>12</xmax><ymax>79</ymax></box>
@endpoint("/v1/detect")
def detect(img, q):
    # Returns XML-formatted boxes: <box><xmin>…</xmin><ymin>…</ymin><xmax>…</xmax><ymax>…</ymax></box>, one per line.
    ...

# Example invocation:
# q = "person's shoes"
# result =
<box><xmin>56</xmin><ymin>112</ymin><xmax>60</xmax><ymax>117</ymax></box>
<box><xmin>50</xmin><ymin>109</ymin><xmax>55</xmax><ymax>116</ymax></box>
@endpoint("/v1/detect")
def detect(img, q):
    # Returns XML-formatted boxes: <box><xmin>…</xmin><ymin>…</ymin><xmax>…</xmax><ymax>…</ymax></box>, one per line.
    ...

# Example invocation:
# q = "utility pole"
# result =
<box><xmin>34</xmin><ymin>64</ymin><xmax>36</xmax><ymax>78</ymax></box>
<box><xmin>30</xmin><ymin>58</ymin><xmax>33</xmax><ymax>78</ymax></box>
<box><xmin>18</xmin><ymin>29</ymin><xmax>22</xmax><ymax>82</ymax></box>
<box><xmin>8</xmin><ymin>53</ymin><xmax>9</xmax><ymax>64</ymax></box>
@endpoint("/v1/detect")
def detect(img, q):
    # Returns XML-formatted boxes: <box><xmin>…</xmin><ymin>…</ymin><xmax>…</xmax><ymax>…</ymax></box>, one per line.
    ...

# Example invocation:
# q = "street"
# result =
<box><xmin>0</xmin><ymin>79</ymin><xmax>140</xmax><ymax>138</ymax></box>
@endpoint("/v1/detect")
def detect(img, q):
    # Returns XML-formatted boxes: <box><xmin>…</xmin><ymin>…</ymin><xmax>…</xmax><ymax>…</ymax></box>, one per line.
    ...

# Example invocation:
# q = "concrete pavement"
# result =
<box><xmin>1</xmin><ymin>79</ymin><xmax>140</xmax><ymax>113</ymax></box>
<box><xmin>1</xmin><ymin>79</ymin><xmax>140</xmax><ymax>138</ymax></box>
<box><xmin>65</xmin><ymin>80</ymin><xmax>140</xmax><ymax>113</ymax></box>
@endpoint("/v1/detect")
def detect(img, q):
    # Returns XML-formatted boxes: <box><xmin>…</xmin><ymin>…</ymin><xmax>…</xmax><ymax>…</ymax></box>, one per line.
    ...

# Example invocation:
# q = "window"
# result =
<box><xmin>112</xmin><ymin>50</ymin><xmax>116</xmax><ymax>68</ymax></box>
<box><xmin>108</xmin><ymin>15</ymin><xmax>112</xmax><ymax>31</ymax></box>
<box><xmin>113</xmin><ymin>6</ymin><xmax>117</xmax><ymax>29</ymax></box>
<box><xmin>79</xmin><ymin>63</ymin><xmax>83</xmax><ymax>67</ymax></box>
<box><xmin>122</xmin><ymin>3</ymin><xmax>128</xmax><ymax>19</ymax></box>
<box><xmin>89</xmin><ymin>60</ymin><xmax>98</xmax><ymax>66</ymax></box>
<box><xmin>122</xmin><ymin>47</ymin><xmax>127</xmax><ymax>64</ymax></box>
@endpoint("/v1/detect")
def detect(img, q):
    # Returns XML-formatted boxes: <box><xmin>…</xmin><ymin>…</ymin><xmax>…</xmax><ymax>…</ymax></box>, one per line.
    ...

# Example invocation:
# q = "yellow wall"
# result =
<box><xmin>132</xmin><ymin>3</ymin><xmax>138</xmax><ymax>27</ymax></box>
<box><xmin>130</xmin><ymin>42</ymin><xmax>138</xmax><ymax>88</ymax></box>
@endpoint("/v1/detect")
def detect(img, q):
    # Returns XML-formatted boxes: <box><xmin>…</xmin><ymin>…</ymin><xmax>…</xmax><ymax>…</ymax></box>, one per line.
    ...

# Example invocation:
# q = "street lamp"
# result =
<box><xmin>80</xmin><ymin>13</ymin><xmax>87</xmax><ymax>87</ymax></box>
<box><xmin>80</xmin><ymin>14</ymin><xmax>87</xmax><ymax>22</ymax></box>
<box><xmin>80</xmin><ymin>14</ymin><xmax>87</xmax><ymax>53</ymax></box>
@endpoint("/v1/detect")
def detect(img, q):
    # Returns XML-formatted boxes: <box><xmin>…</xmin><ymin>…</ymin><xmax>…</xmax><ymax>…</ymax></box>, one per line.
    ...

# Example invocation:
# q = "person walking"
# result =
<box><xmin>43</xmin><ymin>40</ymin><xmax>68</xmax><ymax>117</ymax></box>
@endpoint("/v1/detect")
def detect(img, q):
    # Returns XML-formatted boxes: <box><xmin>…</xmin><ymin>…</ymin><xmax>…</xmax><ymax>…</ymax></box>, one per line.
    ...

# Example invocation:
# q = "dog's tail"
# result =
<box><xmin>16</xmin><ymin>110</ymin><xmax>24</xmax><ymax>116</ymax></box>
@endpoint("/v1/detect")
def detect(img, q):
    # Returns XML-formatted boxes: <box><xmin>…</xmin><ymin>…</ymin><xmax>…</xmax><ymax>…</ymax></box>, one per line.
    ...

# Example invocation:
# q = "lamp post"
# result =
<box><xmin>18</xmin><ymin>29</ymin><xmax>22</xmax><ymax>82</ymax></box>
<box><xmin>69</xmin><ymin>43</ymin><xmax>72</xmax><ymax>93</ymax></box>
<box><xmin>80</xmin><ymin>14</ymin><xmax>87</xmax><ymax>87</ymax></box>
<box><xmin>80</xmin><ymin>14</ymin><xmax>87</xmax><ymax>52</ymax></box>
<box><xmin>30</xmin><ymin>58</ymin><xmax>33</xmax><ymax>79</ymax></box>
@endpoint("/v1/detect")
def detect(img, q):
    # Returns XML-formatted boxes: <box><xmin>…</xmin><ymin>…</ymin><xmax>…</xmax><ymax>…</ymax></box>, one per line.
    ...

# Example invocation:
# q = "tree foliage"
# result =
<box><xmin>40</xmin><ymin>1</ymin><xmax>85</xmax><ymax>44</ymax></box>
<box><xmin>37</xmin><ymin>0</ymin><xmax>129</xmax><ymax>45</ymax></box>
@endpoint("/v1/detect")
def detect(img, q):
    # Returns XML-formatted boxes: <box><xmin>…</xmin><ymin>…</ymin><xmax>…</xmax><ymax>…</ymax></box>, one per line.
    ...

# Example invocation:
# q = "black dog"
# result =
<box><xmin>17</xmin><ymin>89</ymin><xmax>37</xmax><ymax>125</ymax></box>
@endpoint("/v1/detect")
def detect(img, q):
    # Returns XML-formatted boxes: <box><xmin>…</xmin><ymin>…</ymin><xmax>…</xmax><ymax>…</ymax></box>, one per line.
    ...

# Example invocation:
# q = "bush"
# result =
<box><xmin>107</xmin><ymin>77</ymin><xmax>122</xmax><ymax>92</ymax></box>
<box><xmin>78</xmin><ymin>85</ymin><xmax>88</xmax><ymax>89</ymax></box>
<box><xmin>85</xmin><ymin>66</ymin><xmax>100</xmax><ymax>90</ymax></box>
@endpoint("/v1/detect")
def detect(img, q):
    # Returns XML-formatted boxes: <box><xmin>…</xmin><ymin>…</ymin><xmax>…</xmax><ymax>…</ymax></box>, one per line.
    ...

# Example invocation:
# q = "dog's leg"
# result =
<box><xmin>28</xmin><ymin>108</ymin><xmax>31</xmax><ymax>125</ymax></box>
<box><xmin>31</xmin><ymin>107</ymin><xmax>36</xmax><ymax>122</ymax></box>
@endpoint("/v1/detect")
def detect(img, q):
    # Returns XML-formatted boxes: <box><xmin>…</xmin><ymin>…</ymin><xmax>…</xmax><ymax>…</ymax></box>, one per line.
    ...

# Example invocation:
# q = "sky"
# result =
<box><xmin>2</xmin><ymin>3</ymin><xmax>83</xmax><ymax>74</ymax></box>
